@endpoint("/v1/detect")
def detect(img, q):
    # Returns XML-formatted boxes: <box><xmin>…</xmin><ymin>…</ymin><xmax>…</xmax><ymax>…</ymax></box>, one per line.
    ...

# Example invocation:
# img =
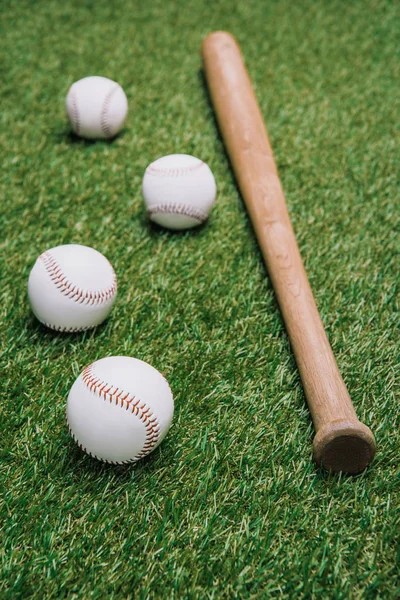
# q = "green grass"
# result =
<box><xmin>1</xmin><ymin>0</ymin><xmax>399</xmax><ymax>598</ymax></box>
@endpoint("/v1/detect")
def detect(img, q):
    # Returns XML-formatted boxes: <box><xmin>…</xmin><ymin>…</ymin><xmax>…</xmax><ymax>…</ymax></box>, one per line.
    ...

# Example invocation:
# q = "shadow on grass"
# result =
<box><xmin>144</xmin><ymin>215</ymin><xmax>209</xmax><ymax>239</ymax></box>
<box><xmin>53</xmin><ymin>127</ymin><xmax>128</xmax><ymax>147</ymax></box>
<box><xmin>62</xmin><ymin>435</ymin><xmax>166</xmax><ymax>483</ymax></box>
<box><xmin>314</xmin><ymin>464</ymin><xmax>375</xmax><ymax>482</ymax></box>
<box><xmin>24</xmin><ymin>313</ymin><xmax>110</xmax><ymax>347</ymax></box>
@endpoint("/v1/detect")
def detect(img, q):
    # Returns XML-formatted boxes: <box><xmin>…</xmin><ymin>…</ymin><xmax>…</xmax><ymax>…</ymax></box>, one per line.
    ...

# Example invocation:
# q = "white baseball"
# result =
<box><xmin>142</xmin><ymin>154</ymin><xmax>217</xmax><ymax>230</ymax></box>
<box><xmin>67</xmin><ymin>356</ymin><xmax>174</xmax><ymax>464</ymax></box>
<box><xmin>28</xmin><ymin>244</ymin><xmax>117</xmax><ymax>332</ymax></box>
<box><xmin>66</xmin><ymin>76</ymin><xmax>128</xmax><ymax>140</ymax></box>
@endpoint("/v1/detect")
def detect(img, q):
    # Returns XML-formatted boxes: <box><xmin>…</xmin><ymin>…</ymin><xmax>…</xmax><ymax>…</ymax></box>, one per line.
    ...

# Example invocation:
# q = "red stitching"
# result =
<box><xmin>147</xmin><ymin>202</ymin><xmax>207</xmax><ymax>222</ymax></box>
<box><xmin>100</xmin><ymin>84</ymin><xmax>120</xmax><ymax>137</ymax></box>
<box><xmin>147</xmin><ymin>161</ymin><xmax>204</xmax><ymax>177</ymax></box>
<box><xmin>70</xmin><ymin>87</ymin><xmax>81</xmax><ymax>135</ymax></box>
<box><xmin>38</xmin><ymin>319</ymin><xmax>94</xmax><ymax>333</ymax></box>
<box><xmin>79</xmin><ymin>363</ymin><xmax>160</xmax><ymax>461</ymax></box>
<box><xmin>40</xmin><ymin>250</ymin><xmax>117</xmax><ymax>306</ymax></box>
<box><xmin>67</xmin><ymin>419</ymin><xmax>137</xmax><ymax>465</ymax></box>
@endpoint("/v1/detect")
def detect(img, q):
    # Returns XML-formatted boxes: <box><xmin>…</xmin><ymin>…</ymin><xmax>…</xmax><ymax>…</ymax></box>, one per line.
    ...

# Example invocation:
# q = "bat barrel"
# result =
<box><xmin>202</xmin><ymin>32</ymin><xmax>376</xmax><ymax>473</ymax></box>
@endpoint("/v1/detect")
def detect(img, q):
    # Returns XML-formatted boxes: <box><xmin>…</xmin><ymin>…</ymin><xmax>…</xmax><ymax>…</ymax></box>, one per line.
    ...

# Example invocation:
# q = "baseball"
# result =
<box><xmin>67</xmin><ymin>356</ymin><xmax>174</xmax><ymax>464</ymax></box>
<box><xmin>142</xmin><ymin>154</ymin><xmax>217</xmax><ymax>230</ymax></box>
<box><xmin>66</xmin><ymin>76</ymin><xmax>128</xmax><ymax>140</ymax></box>
<box><xmin>28</xmin><ymin>244</ymin><xmax>117</xmax><ymax>332</ymax></box>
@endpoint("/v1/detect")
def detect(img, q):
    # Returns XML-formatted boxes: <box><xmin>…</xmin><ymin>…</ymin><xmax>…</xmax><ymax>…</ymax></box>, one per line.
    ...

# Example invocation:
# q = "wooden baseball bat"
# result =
<box><xmin>202</xmin><ymin>31</ymin><xmax>376</xmax><ymax>474</ymax></box>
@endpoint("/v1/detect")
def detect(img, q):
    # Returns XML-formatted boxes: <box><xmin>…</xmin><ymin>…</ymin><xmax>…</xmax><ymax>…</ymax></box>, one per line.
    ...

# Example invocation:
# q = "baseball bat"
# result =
<box><xmin>202</xmin><ymin>31</ymin><xmax>376</xmax><ymax>474</ymax></box>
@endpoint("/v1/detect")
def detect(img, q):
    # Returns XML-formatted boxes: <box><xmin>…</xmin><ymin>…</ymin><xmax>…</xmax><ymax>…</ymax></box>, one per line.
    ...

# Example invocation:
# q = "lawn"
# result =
<box><xmin>1</xmin><ymin>0</ymin><xmax>399</xmax><ymax>598</ymax></box>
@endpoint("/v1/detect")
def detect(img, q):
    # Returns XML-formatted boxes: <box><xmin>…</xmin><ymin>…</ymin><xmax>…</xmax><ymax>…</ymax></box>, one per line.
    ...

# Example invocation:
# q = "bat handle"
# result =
<box><xmin>202</xmin><ymin>32</ymin><xmax>376</xmax><ymax>473</ymax></box>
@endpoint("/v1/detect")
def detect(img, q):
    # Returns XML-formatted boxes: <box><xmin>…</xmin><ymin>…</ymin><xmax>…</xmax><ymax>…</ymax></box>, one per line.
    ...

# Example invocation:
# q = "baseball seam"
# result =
<box><xmin>39</xmin><ymin>251</ymin><xmax>117</xmax><ymax>306</ymax></box>
<box><xmin>67</xmin><ymin>363</ymin><xmax>161</xmax><ymax>464</ymax></box>
<box><xmin>147</xmin><ymin>203</ymin><xmax>208</xmax><ymax>222</ymax></box>
<box><xmin>69</xmin><ymin>87</ymin><xmax>81</xmax><ymax>135</ymax></box>
<box><xmin>100</xmin><ymin>85</ymin><xmax>120</xmax><ymax>138</ymax></box>
<box><xmin>146</xmin><ymin>161</ymin><xmax>205</xmax><ymax>177</ymax></box>
<box><xmin>38</xmin><ymin>320</ymin><xmax>93</xmax><ymax>333</ymax></box>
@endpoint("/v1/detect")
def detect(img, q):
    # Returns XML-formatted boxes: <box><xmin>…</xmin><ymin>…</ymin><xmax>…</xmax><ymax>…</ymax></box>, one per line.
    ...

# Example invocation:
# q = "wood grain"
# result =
<box><xmin>202</xmin><ymin>31</ymin><xmax>376</xmax><ymax>473</ymax></box>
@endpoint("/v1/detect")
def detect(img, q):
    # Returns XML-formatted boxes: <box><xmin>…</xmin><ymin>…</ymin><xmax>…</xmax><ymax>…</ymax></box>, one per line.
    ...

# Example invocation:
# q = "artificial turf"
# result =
<box><xmin>1</xmin><ymin>0</ymin><xmax>399</xmax><ymax>598</ymax></box>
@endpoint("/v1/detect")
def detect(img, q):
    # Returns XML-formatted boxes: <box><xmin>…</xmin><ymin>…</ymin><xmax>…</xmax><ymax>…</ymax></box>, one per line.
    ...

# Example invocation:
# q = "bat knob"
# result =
<box><xmin>313</xmin><ymin>420</ymin><xmax>376</xmax><ymax>474</ymax></box>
